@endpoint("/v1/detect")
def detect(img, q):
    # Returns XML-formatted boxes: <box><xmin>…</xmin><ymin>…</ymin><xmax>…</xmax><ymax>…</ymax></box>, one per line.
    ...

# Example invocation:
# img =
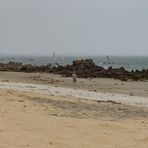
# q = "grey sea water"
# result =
<box><xmin>0</xmin><ymin>56</ymin><xmax>148</xmax><ymax>71</ymax></box>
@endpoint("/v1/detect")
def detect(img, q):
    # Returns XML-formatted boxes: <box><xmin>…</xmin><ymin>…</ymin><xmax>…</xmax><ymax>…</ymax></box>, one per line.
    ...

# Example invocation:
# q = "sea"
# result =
<box><xmin>0</xmin><ymin>56</ymin><xmax>148</xmax><ymax>71</ymax></box>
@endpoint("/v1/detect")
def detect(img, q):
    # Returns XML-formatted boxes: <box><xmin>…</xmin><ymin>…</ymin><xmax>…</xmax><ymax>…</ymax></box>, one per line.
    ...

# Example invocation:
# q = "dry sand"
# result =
<box><xmin>0</xmin><ymin>89</ymin><xmax>148</xmax><ymax>148</ymax></box>
<box><xmin>0</xmin><ymin>72</ymin><xmax>148</xmax><ymax>147</ymax></box>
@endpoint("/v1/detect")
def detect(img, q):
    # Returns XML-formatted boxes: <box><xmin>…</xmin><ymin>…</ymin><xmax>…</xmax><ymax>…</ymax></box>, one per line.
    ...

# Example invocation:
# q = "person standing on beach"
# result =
<box><xmin>72</xmin><ymin>71</ymin><xmax>77</xmax><ymax>83</ymax></box>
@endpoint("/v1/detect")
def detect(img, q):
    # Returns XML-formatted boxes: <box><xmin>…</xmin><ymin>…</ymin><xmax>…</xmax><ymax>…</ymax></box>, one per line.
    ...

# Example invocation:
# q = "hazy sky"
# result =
<box><xmin>0</xmin><ymin>0</ymin><xmax>148</xmax><ymax>56</ymax></box>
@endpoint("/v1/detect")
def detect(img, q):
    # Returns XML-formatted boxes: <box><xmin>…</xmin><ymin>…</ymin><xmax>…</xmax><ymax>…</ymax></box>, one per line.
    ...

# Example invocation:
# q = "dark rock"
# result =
<box><xmin>0</xmin><ymin>59</ymin><xmax>148</xmax><ymax>81</ymax></box>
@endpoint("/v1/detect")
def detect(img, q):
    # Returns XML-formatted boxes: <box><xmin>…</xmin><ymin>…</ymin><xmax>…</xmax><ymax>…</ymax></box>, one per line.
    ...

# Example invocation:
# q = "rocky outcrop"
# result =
<box><xmin>0</xmin><ymin>62</ymin><xmax>22</xmax><ymax>71</ymax></box>
<box><xmin>47</xmin><ymin>59</ymin><xmax>148</xmax><ymax>81</ymax></box>
<box><xmin>0</xmin><ymin>59</ymin><xmax>148</xmax><ymax>81</ymax></box>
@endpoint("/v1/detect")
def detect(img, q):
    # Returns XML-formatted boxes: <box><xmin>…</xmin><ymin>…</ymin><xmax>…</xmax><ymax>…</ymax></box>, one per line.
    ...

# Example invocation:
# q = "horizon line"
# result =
<box><xmin>0</xmin><ymin>54</ymin><xmax>148</xmax><ymax>57</ymax></box>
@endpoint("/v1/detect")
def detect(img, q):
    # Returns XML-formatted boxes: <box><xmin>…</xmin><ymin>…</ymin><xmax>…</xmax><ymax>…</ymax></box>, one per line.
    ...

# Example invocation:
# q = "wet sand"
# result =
<box><xmin>0</xmin><ymin>71</ymin><xmax>148</xmax><ymax>97</ymax></box>
<box><xmin>0</xmin><ymin>81</ymin><xmax>148</xmax><ymax>107</ymax></box>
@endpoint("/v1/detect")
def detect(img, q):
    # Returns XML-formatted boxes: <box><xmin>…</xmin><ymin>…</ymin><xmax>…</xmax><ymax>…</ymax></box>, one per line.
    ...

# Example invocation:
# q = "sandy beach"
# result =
<box><xmin>1</xmin><ymin>0</ymin><xmax>148</xmax><ymax>147</ymax></box>
<box><xmin>0</xmin><ymin>71</ymin><xmax>148</xmax><ymax>98</ymax></box>
<box><xmin>0</xmin><ymin>71</ymin><xmax>148</xmax><ymax>147</ymax></box>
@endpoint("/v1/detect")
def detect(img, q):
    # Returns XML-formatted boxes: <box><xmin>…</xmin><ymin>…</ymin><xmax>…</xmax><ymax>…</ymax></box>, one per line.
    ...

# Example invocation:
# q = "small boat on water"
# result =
<box><xmin>60</xmin><ymin>53</ymin><xmax>65</xmax><ymax>65</ymax></box>
<box><xmin>102</xmin><ymin>55</ymin><xmax>111</xmax><ymax>64</ymax></box>
<box><xmin>102</xmin><ymin>56</ymin><xmax>115</xmax><ymax>69</ymax></box>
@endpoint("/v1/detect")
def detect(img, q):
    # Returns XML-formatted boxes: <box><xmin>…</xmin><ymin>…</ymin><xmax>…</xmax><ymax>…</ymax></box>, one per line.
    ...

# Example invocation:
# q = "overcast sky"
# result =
<box><xmin>0</xmin><ymin>0</ymin><xmax>148</xmax><ymax>56</ymax></box>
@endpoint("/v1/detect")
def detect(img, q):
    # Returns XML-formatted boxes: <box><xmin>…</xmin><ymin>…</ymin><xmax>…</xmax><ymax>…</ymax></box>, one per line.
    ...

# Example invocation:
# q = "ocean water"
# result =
<box><xmin>0</xmin><ymin>56</ymin><xmax>148</xmax><ymax>71</ymax></box>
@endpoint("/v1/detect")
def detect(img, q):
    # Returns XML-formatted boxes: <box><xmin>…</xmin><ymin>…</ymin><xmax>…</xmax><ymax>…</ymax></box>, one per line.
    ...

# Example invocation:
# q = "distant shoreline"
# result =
<box><xmin>0</xmin><ymin>55</ymin><xmax>148</xmax><ymax>71</ymax></box>
<box><xmin>0</xmin><ymin>58</ymin><xmax>148</xmax><ymax>81</ymax></box>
